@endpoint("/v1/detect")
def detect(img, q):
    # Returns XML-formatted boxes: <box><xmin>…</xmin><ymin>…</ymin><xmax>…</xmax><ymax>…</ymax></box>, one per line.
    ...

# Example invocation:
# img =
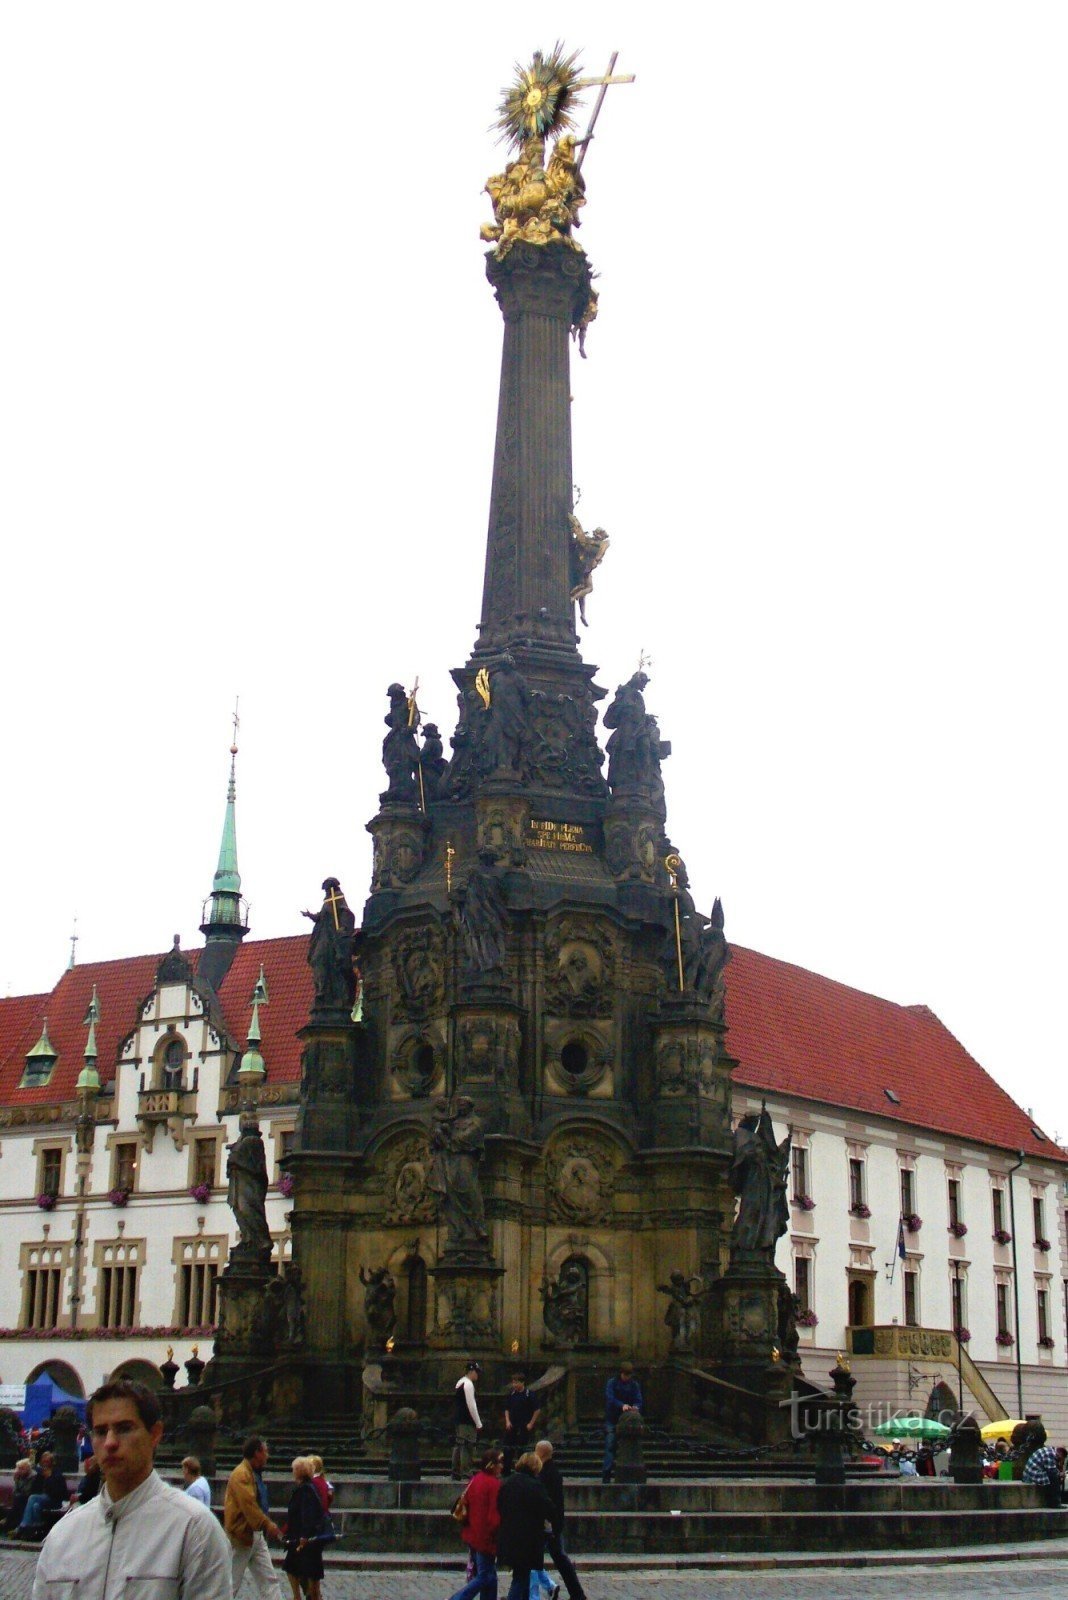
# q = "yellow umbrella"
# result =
<box><xmin>980</xmin><ymin>1419</ymin><xmax>1028</xmax><ymax>1440</ymax></box>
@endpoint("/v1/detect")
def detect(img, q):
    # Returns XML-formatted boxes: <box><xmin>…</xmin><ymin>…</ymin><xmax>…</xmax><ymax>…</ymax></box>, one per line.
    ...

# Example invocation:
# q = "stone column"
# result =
<box><xmin>480</xmin><ymin>243</ymin><xmax>593</xmax><ymax>654</ymax></box>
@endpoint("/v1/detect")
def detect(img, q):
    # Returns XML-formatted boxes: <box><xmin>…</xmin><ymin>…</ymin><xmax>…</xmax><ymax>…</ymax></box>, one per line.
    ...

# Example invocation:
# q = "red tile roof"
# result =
<box><xmin>725</xmin><ymin>944</ymin><xmax>1062</xmax><ymax>1160</ymax></box>
<box><xmin>0</xmin><ymin>934</ymin><xmax>1059</xmax><ymax>1162</ymax></box>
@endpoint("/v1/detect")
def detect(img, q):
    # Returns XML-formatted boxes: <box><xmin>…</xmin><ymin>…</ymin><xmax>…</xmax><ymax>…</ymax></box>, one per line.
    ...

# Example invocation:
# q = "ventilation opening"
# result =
<box><xmin>561</xmin><ymin>1041</ymin><xmax>588</xmax><ymax>1077</ymax></box>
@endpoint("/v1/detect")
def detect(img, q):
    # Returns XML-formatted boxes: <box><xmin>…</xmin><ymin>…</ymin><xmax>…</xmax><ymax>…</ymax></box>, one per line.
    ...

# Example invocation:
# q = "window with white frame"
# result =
<box><xmin>1037</xmin><ymin>1285</ymin><xmax>1051</xmax><ymax>1345</ymax></box>
<box><xmin>792</xmin><ymin>1146</ymin><xmax>809</xmax><ymax>1201</ymax></box>
<box><xmin>849</xmin><ymin>1157</ymin><xmax>866</xmax><ymax>1211</ymax></box>
<box><xmin>903</xmin><ymin>1265</ymin><xmax>920</xmax><ymax>1327</ymax></box>
<box><xmin>795</xmin><ymin>1255</ymin><xmax>812</xmax><ymax>1315</ymax></box>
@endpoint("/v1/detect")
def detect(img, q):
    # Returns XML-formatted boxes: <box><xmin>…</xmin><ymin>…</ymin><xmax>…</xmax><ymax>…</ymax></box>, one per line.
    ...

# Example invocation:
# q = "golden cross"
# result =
<box><xmin>574</xmin><ymin>52</ymin><xmax>635</xmax><ymax>172</ymax></box>
<box><xmin>445</xmin><ymin>840</ymin><xmax>455</xmax><ymax>895</ymax></box>
<box><xmin>231</xmin><ymin>695</ymin><xmax>240</xmax><ymax>755</ymax></box>
<box><xmin>407</xmin><ymin>678</ymin><xmax>420</xmax><ymax>729</ymax></box>
<box><xmin>325</xmin><ymin>884</ymin><xmax>344</xmax><ymax>931</ymax></box>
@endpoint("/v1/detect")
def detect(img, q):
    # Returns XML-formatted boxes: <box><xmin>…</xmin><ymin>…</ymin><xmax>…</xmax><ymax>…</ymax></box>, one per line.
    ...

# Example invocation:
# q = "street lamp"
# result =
<box><xmin>950</xmin><ymin>1259</ymin><xmax>965</xmax><ymax>1414</ymax></box>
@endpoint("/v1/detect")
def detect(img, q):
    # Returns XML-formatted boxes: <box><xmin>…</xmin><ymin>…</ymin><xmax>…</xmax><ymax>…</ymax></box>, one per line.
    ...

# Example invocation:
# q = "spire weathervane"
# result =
<box><xmin>68</xmin><ymin>916</ymin><xmax>78</xmax><ymax>971</ymax></box>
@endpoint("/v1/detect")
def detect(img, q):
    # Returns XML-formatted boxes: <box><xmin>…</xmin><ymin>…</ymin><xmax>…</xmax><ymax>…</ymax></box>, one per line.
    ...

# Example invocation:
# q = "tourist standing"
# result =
<box><xmin>502</xmin><ymin>1372</ymin><xmax>541</xmax><ymax>1474</ymax></box>
<box><xmin>225</xmin><ymin>1435</ymin><xmax>284</xmax><ymax>1598</ymax></box>
<box><xmin>182</xmin><ymin>1455</ymin><xmax>212</xmax><ymax>1508</ymax></box>
<box><xmin>283</xmin><ymin>1456</ymin><xmax>328</xmax><ymax>1600</ymax></box>
<box><xmin>497</xmin><ymin>1452</ymin><xmax>560</xmax><ymax>1600</ymax></box>
<box><xmin>446</xmin><ymin>1447</ymin><xmax>504</xmax><ymax>1600</ymax></box>
<box><xmin>1</xmin><ymin>1459</ymin><xmax>33</xmax><ymax>1533</ymax></box>
<box><xmin>453</xmin><ymin>1360</ymin><xmax>484</xmax><ymax>1480</ymax></box>
<box><xmin>601</xmin><ymin>1362</ymin><xmax>642</xmax><ymax>1483</ymax></box>
<box><xmin>31</xmin><ymin>1377</ymin><xmax>231</xmax><ymax>1599</ymax></box>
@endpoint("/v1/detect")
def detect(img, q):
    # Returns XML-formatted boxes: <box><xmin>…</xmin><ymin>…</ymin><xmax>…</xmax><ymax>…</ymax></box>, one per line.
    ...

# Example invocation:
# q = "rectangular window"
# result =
<box><xmin>99</xmin><ymin>1263</ymin><xmax>139</xmax><ymax>1329</ymax></box>
<box><xmin>114</xmin><ymin>1142</ymin><xmax>138</xmax><ymax>1194</ymax></box>
<box><xmin>951</xmin><ymin>1271</ymin><xmax>966</xmax><ymax>1334</ymax></box>
<box><xmin>23</xmin><ymin>1266</ymin><xmax>62</xmax><ymax>1329</ymax></box>
<box><xmin>1033</xmin><ymin>1196</ymin><xmax>1046</xmax><ymax>1243</ymax></box>
<box><xmin>993</xmin><ymin>1188</ymin><xmax>1006</xmax><ymax>1235</ymax></box>
<box><xmin>1038</xmin><ymin>1288</ymin><xmax>1050</xmax><ymax>1344</ymax></box>
<box><xmin>849</xmin><ymin>1158</ymin><xmax>865</xmax><ymax>1210</ymax></box>
<box><xmin>193</xmin><ymin>1138</ymin><xmax>217</xmax><ymax>1191</ymax></box>
<box><xmin>948</xmin><ymin>1178</ymin><xmax>961</xmax><ymax>1229</ymax></box>
<box><xmin>179</xmin><ymin>1260</ymin><xmax>219</xmax><ymax>1327</ymax></box>
<box><xmin>40</xmin><ymin>1148</ymin><xmax>61</xmax><ymax>1199</ymax></box>
<box><xmin>795</xmin><ymin>1257</ymin><xmax>811</xmax><ymax>1315</ymax></box>
<box><xmin>996</xmin><ymin>1282</ymin><xmax>1011</xmax><ymax>1340</ymax></box>
<box><xmin>900</xmin><ymin>1169</ymin><xmax>915</xmax><ymax>1216</ymax></box>
<box><xmin>903</xmin><ymin>1268</ymin><xmax>919</xmax><ymax>1327</ymax></box>
<box><xmin>791</xmin><ymin>1147</ymin><xmax>809</xmax><ymax>1199</ymax></box>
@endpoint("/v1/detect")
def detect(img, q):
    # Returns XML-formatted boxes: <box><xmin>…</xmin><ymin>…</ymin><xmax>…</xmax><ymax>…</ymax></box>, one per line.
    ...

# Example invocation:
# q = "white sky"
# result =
<box><xmin>1</xmin><ymin>5</ymin><xmax>1065</xmax><ymax>1139</ymax></box>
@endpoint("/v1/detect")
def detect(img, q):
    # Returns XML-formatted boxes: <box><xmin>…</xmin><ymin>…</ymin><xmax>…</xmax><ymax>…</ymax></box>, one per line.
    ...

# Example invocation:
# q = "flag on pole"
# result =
<box><xmin>896</xmin><ymin>1216</ymin><xmax>907</xmax><ymax>1260</ymax></box>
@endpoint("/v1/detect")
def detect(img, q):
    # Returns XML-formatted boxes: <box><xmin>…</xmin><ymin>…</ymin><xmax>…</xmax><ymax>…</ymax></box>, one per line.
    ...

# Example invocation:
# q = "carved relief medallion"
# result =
<box><xmin>383</xmin><ymin>1133</ymin><xmax>436</xmax><ymax>1224</ymax></box>
<box><xmin>544</xmin><ymin>917</ymin><xmax>614</xmax><ymax>1017</ymax></box>
<box><xmin>546</xmin><ymin>1137</ymin><xmax>617</xmax><ymax>1225</ymax></box>
<box><xmin>392</xmin><ymin>925</ymin><xmax>445</xmax><ymax>1021</ymax></box>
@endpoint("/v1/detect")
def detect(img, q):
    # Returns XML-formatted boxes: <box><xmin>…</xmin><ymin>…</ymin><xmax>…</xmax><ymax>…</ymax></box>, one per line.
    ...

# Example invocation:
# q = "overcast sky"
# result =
<box><xmin>2</xmin><ymin>5</ymin><xmax>1065</xmax><ymax>1140</ymax></box>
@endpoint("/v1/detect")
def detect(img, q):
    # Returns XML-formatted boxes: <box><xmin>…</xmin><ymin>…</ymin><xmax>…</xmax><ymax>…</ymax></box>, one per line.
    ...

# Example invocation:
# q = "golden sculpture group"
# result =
<box><xmin>481</xmin><ymin>131</ymin><xmax>587</xmax><ymax>254</ymax></box>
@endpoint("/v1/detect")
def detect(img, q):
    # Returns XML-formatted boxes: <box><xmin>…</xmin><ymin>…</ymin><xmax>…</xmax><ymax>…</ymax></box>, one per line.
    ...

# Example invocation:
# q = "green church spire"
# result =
<box><xmin>199</xmin><ymin>702</ymin><xmax>249</xmax><ymax>989</ymax></box>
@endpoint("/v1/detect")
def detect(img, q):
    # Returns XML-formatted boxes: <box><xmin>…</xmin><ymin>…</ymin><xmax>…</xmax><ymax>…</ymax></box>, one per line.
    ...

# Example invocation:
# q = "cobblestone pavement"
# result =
<box><xmin>4</xmin><ymin>1548</ymin><xmax>1068</xmax><ymax>1600</ymax></box>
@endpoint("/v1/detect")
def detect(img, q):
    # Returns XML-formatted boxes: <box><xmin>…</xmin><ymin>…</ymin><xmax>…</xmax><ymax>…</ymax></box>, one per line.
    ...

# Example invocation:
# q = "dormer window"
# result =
<box><xmin>21</xmin><ymin>1022</ymin><xmax>58</xmax><ymax>1089</ymax></box>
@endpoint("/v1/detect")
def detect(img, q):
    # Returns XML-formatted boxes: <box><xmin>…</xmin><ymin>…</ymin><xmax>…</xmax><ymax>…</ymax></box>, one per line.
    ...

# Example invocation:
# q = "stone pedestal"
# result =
<box><xmin>651</xmin><ymin>994</ymin><xmax>733</xmax><ymax>1150</ymax></box>
<box><xmin>429</xmin><ymin>1258</ymin><xmax>506</xmax><ymax>1351</ymax></box>
<box><xmin>296</xmin><ymin>1010</ymin><xmax>364</xmax><ymax>1152</ymax></box>
<box><xmin>707</xmin><ymin>1253</ymin><xmax>788</xmax><ymax>1388</ymax></box>
<box><xmin>450</xmin><ymin>997</ymin><xmax>529</xmax><ymax>1137</ymax></box>
<box><xmin>369</xmin><ymin>805</ymin><xmax>430</xmax><ymax>892</ymax></box>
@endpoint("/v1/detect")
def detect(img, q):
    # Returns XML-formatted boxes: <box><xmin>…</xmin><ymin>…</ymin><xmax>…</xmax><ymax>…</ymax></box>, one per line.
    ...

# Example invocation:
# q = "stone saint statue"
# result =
<box><xmin>479</xmin><ymin>655</ymin><xmax>530</xmax><ymax>775</ymax></box>
<box><xmin>657</xmin><ymin>1270</ymin><xmax>707</xmax><ymax>1352</ymax></box>
<box><xmin>283</xmin><ymin>1264</ymin><xmax>307</xmax><ymax>1347</ymax></box>
<box><xmin>604</xmin><ymin>671</ymin><xmax>658</xmax><ymax>790</ymax></box>
<box><xmin>540</xmin><ymin>1258</ymin><xmax>589</xmax><ymax>1345</ymax></box>
<box><xmin>226</xmin><ymin>1110</ymin><xmax>272</xmax><ymax>1264</ymax></box>
<box><xmin>427</xmin><ymin>1097</ymin><xmax>489</xmax><ymax>1255</ymax></box>
<box><xmin>381</xmin><ymin>682</ymin><xmax>421</xmax><ymax>802</ymax></box>
<box><xmin>455</xmin><ymin>854</ymin><xmax>507</xmax><ymax>976</ymax></box>
<box><xmin>302</xmin><ymin>877</ymin><xmax>359</xmax><ymax>1012</ymax></box>
<box><xmin>359</xmin><ymin>1264</ymin><xmax>397</xmax><ymax>1347</ymax></box>
<box><xmin>729</xmin><ymin>1104</ymin><xmax>791</xmax><ymax>1254</ymax></box>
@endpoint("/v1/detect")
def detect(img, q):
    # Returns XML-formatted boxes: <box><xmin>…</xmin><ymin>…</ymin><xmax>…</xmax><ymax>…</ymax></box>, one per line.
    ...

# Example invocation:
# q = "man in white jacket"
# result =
<box><xmin>32</xmin><ymin>1377</ymin><xmax>231</xmax><ymax>1600</ymax></box>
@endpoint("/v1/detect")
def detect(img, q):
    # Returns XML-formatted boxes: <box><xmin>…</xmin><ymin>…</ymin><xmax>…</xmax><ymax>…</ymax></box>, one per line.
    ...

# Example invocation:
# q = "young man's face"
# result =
<box><xmin>510</xmin><ymin>1379</ymin><xmax>523</xmax><ymax>1391</ymax></box>
<box><xmin>90</xmin><ymin>1399</ymin><xmax>163</xmax><ymax>1500</ymax></box>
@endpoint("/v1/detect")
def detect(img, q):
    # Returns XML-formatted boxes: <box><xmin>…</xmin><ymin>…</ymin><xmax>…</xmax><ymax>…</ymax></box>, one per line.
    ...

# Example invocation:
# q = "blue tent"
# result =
<box><xmin>21</xmin><ymin>1378</ymin><xmax>87</xmax><ymax>1428</ymax></box>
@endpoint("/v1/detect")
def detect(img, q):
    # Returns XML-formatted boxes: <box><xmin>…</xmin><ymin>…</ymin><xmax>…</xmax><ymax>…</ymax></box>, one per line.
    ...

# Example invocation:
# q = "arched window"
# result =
<box><xmin>162</xmin><ymin>1038</ymin><xmax>186</xmax><ymax>1091</ymax></box>
<box><xmin>25</xmin><ymin>1359</ymin><xmax>85</xmax><ymax>1399</ymax></box>
<box><xmin>405</xmin><ymin>1255</ymin><xmax>428</xmax><ymax>1344</ymax></box>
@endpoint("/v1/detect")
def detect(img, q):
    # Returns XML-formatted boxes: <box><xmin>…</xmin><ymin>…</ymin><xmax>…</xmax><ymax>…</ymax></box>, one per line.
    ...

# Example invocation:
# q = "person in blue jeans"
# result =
<box><xmin>17</xmin><ymin>1449</ymin><xmax>68</xmax><ymax>1536</ymax></box>
<box><xmin>602</xmin><ymin>1362</ymin><xmax>642</xmax><ymax>1483</ymax></box>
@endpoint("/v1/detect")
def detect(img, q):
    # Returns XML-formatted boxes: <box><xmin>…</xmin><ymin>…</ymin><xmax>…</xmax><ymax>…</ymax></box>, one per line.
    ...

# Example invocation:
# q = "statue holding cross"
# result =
<box><xmin>303</xmin><ymin>876</ymin><xmax>360</xmax><ymax>1013</ymax></box>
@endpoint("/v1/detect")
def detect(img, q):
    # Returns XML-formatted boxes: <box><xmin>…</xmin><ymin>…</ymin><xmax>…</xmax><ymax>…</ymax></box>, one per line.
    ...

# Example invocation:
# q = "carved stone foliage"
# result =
<box><xmin>382</xmin><ymin>1133</ymin><xmax>436</xmax><ymax>1225</ymax></box>
<box><xmin>433</xmin><ymin>1276</ymin><xmax>496</xmax><ymax>1341</ymax></box>
<box><xmin>526</xmin><ymin>690</ymin><xmax>606</xmax><ymax>794</ymax></box>
<box><xmin>456</xmin><ymin>1014</ymin><xmax>520</xmax><ymax>1093</ymax></box>
<box><xmin>476</xmin><ymin>799</ymin><xmax>527</xmax><ymax>866</ymax></box>
<box><xmin>604</xmin><ymin>815</ymin><xmax>660</xmax><ymax>883</ymax></box>
<box><xmin>546</xmin><ymin>1136</ymin><xmax>618</xmax><ymax>1225</ymax></box>
<box><xmin>391</xmin><ymin>925</ymin><xmax>446</xmax><ymax>1021</ymax></box>
<box><xmin>372</xmin><ymin>821</ymin><xmax>426</xmax><ymax>891</ymax></box>
<box><xmin>544</xmin><ymin>917</ymin><xmax>614</xmax><ymax>1017</ymax></box>
<box><xmin>655</xmin><ymin>1033</ymin><xmax>723</xmax><ymax>1098</ymax></box>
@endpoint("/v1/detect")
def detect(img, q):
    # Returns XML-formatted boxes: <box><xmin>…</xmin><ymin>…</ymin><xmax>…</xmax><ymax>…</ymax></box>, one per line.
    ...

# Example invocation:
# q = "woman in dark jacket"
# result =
<box><xmin>448</xmin><ymin>1448</ymin><xmax>504</xmax><ymax>1600</ymax></box>
<box><xmin>496</xmin><ymin>1453</ymin><xmax>560</xmax><ymax>1600</ymax></box>
<box><xmin>283</xmin><ymin>1455</ymin><xmax>327</xmax><ymax>1600</ymax></box>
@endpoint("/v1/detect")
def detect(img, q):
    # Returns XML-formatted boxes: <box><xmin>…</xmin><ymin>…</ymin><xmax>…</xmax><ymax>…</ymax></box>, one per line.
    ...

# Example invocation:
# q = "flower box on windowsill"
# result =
<box><xmin>1039</xmin><ymin>1335</ymin><xmax>1055</xmax><ymax>1349</ymax></box>
<box><xmin>107</xmin><ymin>1189</ymin><xmax>130</xmax><ymax>1208</ymax></box>
<box><xmin>849</xmin><ymin>1204</ymin><xmax>871</xmax><ymax>1219</ymax></box>
<box><xmin>949</xmin><ymin>1222</ymin><xmax>968</xmax><ymax>1238</ymax></box>
<box><xmin>904</xmin><ymin>1213</ymin><xmax>922</xmax><ymax>1233</ymax></box>
<box><xmin>993</xmin><ymin>1228</ymin><xmax>1012</xmax><ymax>1246</ymax></box>
<box><xmin>1034</xmin><ymin>1238</ymin><xmax>1052</xmax><ymax>1253</ymax></box>
<box><xmin>996</xmin><ymin>1330</ymin><xmax>1015</xmax><ymax>1347</ymax></box>
<box><xmin>792</xmin><ymin>1194</ymin><xmax>815</xmax><ymax>1211</ymax></box>
<box><xmin>189</xmin><ymin>1182</ymin><xmax>212</xmax><ymax>1205</ymax></box>
<box><xmin>797</xmin><ymin>1309</ymin><xmax>819</xmax><ymax>1328</ymax></box>
<box><xmin>278</xmin><ymin>1173</ymin><xmax>295</xmax><ymax>1198</ymax></box>
<box><xmin>955</xmin><ymin>1326</ymin><xmax>971</xmax><ymax>1344</ymax></box>
<box><xmin>36</xmin><ymin>1193</ymin><xmax>57</xmax><ymax>1211</ymax></box>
